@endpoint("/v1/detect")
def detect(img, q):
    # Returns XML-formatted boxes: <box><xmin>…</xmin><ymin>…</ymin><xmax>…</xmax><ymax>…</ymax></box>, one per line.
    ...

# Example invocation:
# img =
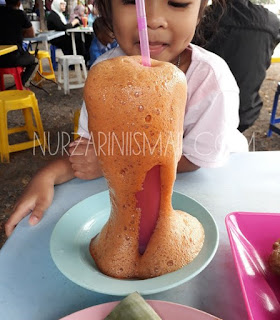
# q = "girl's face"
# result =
<box><xmin>111</xmin><ymin>0</ymin><xmax>202</xmax><ymax>67</ymax></box>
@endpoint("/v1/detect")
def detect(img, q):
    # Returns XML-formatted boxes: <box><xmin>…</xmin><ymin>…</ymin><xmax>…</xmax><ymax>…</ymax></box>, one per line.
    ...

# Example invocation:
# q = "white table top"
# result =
<box><xmin>24</xmin><ymin>30</ymin><xmax>65</xmax><ymax>43</ymax></box>
<box><xmin>0</xmin><ymin>151</ymin><xmax>279</xmax><ymax>320</ymax></box>
<box><xmin>66</xmin><ymin>27</ymin><xmax>93</xmax><ymax>34</ymax></box>
<box><xmin>23</xmin><ymin>31</ymin><xmax>65</xmax><ymax>51</ymax></box>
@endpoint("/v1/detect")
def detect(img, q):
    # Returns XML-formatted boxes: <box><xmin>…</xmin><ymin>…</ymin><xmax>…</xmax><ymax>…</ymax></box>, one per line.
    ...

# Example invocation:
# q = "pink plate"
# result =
<box><xmin>60</xmin><ymin>300</ymin><xmax>221</xmax><ymax>320</ymax></box>
<box><xmin>225</xmin><ymin>212</ymin><xmax>280</xmax><ymax>320</ymax></box>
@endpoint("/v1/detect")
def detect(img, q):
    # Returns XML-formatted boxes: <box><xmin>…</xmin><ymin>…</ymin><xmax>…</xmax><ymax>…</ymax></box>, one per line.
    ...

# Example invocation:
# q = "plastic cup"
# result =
<box><xmin>82</xmin><ymin>16</ymin><xmax>88</xmax><ymax>28</ymax></box>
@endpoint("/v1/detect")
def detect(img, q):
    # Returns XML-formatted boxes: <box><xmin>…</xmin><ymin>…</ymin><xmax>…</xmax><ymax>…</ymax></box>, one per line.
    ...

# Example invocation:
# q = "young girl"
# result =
<box><xmin>5</xmin><ymin>0</ymin><xmax>248</xmax><ymax>236</ymax></box>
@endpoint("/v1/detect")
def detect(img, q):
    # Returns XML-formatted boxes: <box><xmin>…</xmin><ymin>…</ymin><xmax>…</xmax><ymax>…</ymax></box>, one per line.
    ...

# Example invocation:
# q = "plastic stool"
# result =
<box><xmin>50</xmin><ymin>45</ymin><xmax>58</xmax><ymax>71</ymax></box>
<box><xmin>0</xmin><ymin>67</ymin><xmax>24</xmax><ymax>90</ymax></box>
<box><xmin>73</xmin><ymin>109</ymin><xmax>81</xmax><ymax>140</ymax></box>
<box><xmin>57</xmin><ymin>55</ymin><xmax>87</xmax><ymax>95</ymax></box>
<box><xmin>267</xmin><ymin>82</ymin><xmax>280</xmax><ymax>137</ymax></box>
<box><xmin>30</xmin><ymin>50</ymin><xmax>56</xmax><ymax>84</ymax></box>
<box><xmin>0</xmin><ymin>90</ymin><xmax>46</xmax><ymax>162</ymax></box>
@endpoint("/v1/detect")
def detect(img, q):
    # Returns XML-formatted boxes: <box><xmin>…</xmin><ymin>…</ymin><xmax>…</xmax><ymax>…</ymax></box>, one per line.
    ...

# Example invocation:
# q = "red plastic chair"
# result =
<box><xmin>0</xmin><ymin>67</ymin><xmax>24</xmax><ymax>90</ymax></box>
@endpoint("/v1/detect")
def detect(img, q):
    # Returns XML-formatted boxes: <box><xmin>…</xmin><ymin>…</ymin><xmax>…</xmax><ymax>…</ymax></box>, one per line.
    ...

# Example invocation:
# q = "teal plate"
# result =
<box><xmin>50</xmin><ymin>191</ymin><xmax>219</xmax><ymax>295</ymax></box>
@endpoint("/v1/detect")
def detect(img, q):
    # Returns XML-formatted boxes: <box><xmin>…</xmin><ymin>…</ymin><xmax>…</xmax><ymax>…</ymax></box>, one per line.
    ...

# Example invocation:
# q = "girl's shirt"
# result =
<box><xmin>78</xmin><ymin>45</ymin><xmax>248</xmax><ymax>168</ymax></box>
<box><xmin>88</xmin><ymin>37</ymin><xmax>118</xmax><ymax>67</ymax></box>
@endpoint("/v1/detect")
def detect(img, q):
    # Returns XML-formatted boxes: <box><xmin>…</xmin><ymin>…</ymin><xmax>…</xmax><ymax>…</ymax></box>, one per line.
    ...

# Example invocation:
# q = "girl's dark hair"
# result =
<box><xmin>95</xmin><ymin>0</ymin><xmax>228</xmax><ymax>46</ymax></box>
<box><xmin>194</xmin><ymin>0</ymin><xmax>229</xmax><ymax>46</ymax></box>
<box><xmin>93</xmin><ymin>16</ymin><xmax>109</xmax><ymax>36</ymax></box>
<box><xmin>95</xmin><ymin>0</ymin><xmax>113</xmax><ymax>32</ymax></box>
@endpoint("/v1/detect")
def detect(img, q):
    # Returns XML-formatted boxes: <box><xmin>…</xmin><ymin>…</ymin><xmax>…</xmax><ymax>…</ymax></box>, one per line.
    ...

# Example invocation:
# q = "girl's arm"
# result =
<box><xmin>177</xmin><ymin>155</ymin><xmax>200</xmax><ymax>173</ymax></box>
<box><xmin>5</xmin><ymin>138</ymin><xmax>103</xmax><ymax>237</ymax></box>
<box><xmin>5</xmin><ymin>156</ymin><xmax>75</xmax><ymax>237</ymax></box>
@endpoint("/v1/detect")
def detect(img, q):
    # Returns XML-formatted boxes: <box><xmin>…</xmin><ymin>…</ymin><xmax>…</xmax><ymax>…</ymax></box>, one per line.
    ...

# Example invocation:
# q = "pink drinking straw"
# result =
<box><xmin>135</xmin><ymin>0</ymin><xmax>151</xmax><ymax>67</ymax></box>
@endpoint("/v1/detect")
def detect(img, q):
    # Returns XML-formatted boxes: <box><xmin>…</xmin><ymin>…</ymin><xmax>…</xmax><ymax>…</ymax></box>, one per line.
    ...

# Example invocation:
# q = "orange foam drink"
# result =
<box><xmin>81</xmin><ymin>16</ymin><xmax>88</xmax><ymax>27</ymax></box>
<box><xmin>84</xmin><ymin>56</ymin><xmax>205</xmax><ymax>279</ymax></box>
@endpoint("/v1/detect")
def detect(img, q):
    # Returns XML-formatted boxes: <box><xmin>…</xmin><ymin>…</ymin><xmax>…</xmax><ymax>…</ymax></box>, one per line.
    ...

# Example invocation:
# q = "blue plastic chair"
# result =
<box><xmin>50</xmin><ymin>45</ymin><xmax>57</xmax><ymax>71</ymax></box>
<box><xmin>22</xmin><ymin>41</ymin><xmax>30</xmax><ymax>51</ymax></box>
<box><xmin>267</xmin><ymin>82</ymin><xmax>280</xmax><ymax>137</ymax></box>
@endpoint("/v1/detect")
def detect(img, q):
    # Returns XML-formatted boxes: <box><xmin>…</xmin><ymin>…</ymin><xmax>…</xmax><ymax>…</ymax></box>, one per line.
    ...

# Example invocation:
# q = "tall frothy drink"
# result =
<box><xmin>84</xmin><ymin>56</ymin><xmax>205</xmax><ymax>279</ymax></box>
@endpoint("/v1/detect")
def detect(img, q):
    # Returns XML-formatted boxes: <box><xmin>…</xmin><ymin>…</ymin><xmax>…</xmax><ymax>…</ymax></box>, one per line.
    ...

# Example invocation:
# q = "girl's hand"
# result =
<box><xmin>5</xmin><ymin>173</ymin><xmax>55</xmax><ymax>237</ymax></box>
<box><xmin>69</xmin><ymin>137</ymin><xmax>103</xmax><ymax>180</ymax></box>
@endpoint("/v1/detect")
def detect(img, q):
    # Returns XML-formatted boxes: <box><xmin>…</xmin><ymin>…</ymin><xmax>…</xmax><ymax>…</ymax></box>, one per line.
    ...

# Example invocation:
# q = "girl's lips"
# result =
<box><xmin>149</xmin><ymin>43</ymin><xmax>167</xmax><ymax>55</ymax></box>
<box><xmin>136</xmin><ymin>42</ymin><xmax>167</xmax><ymax>56</ymax></box>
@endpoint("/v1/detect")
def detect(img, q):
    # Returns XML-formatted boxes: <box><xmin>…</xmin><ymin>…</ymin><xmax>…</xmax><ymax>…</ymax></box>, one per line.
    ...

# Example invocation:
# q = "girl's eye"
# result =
<box><xmin>122</xmin><ymin>0</ymin><xmax>135</xmax><ymax>4</ymax></box>
<box><xmin>168</xmin><ymin>1</ymin><xmax>189</xmax><ymax>8</ymax></box>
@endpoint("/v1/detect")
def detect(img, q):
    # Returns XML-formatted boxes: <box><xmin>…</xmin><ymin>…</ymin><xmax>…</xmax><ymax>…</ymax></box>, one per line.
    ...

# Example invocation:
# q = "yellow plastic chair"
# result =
<box><xmin>73</xmin><ymin>109</ymin><xmax>81</xmax><ymax>140</ymax></box>
<box><xmin>271</xmin><ymin>57</ymin><xmax>280</xmax><ymax>63</ymax></box>
<box><xmin>30</xmin><ymin>50</ymin><xmax>56</xmax><ymax>84</ymax></box>
<box><xmin>0</xmin><ymin>90</ymin><xmax>46</xmax><ymax>162</ymax></box>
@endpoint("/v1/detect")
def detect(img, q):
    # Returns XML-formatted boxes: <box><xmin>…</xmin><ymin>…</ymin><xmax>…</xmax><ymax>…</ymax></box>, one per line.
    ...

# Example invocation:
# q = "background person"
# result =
<box><xmin>45</xmin><ymin>0</ymin><xmax>52</xmax><ymax>13</ymax></box>
<box><xmin>193</xmin><ymin>0</ymin><xmax>280</xmax><ymax>132</ymax></box>
<box><xmin>87</xmin><ymin>3</ymin><xmax>98</xmax><ymax>27</ymax></box>
<box><xmin>0</xmin><ymin>0</ymin><xmax>38</xmax><ymax>87</ymax></box>
<box><xmin>69</xmin><ymin>3</ymin><xmax>85</xmax><ymax>24</ymax></box>
<box><xmin>47</xmin><ymin>0</ymin><xmax>85</xmax><ymax>56</ymax></box>
<box><xmin>69</xmin><ymin>3</ymin><xmax>92</xmax><ymax>62</ymax></box>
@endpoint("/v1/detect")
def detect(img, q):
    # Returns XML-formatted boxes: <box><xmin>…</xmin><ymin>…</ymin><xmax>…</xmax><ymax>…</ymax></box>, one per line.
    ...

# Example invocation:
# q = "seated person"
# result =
<box><xmin>32</xmin><ymin>0</ymin><xmax>40</xmax><ymax>17</ymax></box>
<box><xmin>47</xmin><ymin>0</ymin><xmax>85</xmax><ymax>57</ymax></box>
<box><xmin>69</xmin><ymin>3</ymin><xmax>92</xmax><ymax>62</ymax></box>
<box><xmin>193</xmin><ymin>0</ymin><xmax>280</xmax><ymax>132</ymax></box>
<box><xmin>87</xmin><ymin>3</ymin><xmax>98</xmax><ymax>27</ymax></box>
<box><xmin>88</xmin><ymin>17</ymin><xmax>118</xmax><ymax>68</ymax></box>
<box><xmin>0</xmin><ymin>0</ymin><xmax>38</xmax><ymax>87</ymax></box>
<box><xmin>45</xmin><ymin>0</ymin><xmax>51</xmax><ymax>12</ymax></box>
<box><xmin>69</xmin><ymin>4</ymin><xmax>85</xmax><ymax>25</ymax></box>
